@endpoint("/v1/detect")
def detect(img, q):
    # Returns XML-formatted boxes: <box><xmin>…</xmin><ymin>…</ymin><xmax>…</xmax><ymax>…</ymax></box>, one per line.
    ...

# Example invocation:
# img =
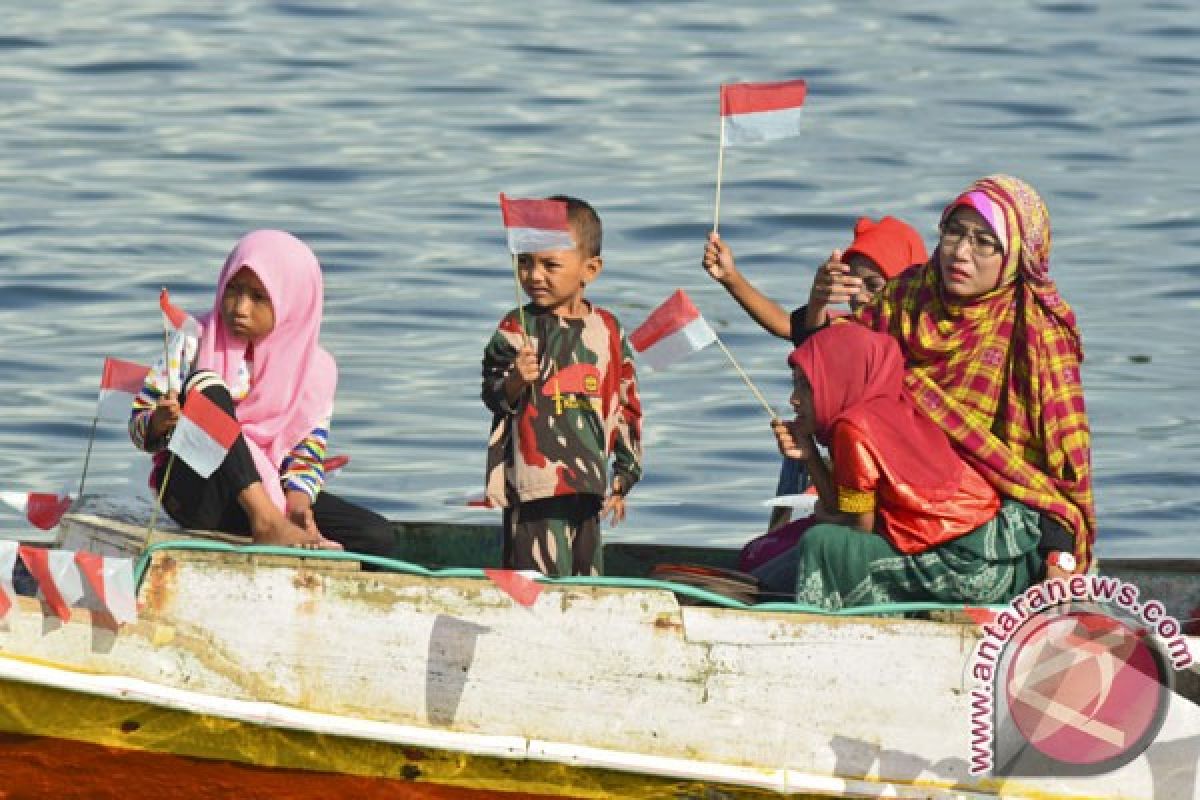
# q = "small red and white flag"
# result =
<box><xmin>499</xmin><ymin>193</ymin><xmax>574</xmax><ymax>255</ymax></box>
<box><xmin>168</xmin><ymin>391</ymin><xmax>241</xmax><ymax>478</ymax></box>
<box><xmin>160</xmin><ymin>288</ymin><xmax>202</xmax><ymax>339</ymax></box>
<box><xmin>96</xmin><ymin>357</ymin><xmax>151</xmax><ymax>421</ymax></box>
<box><xmin>629</xmin><ymin>289</ymin><xmax>718</xmax><ymax>371</ymax></box>
<box><xmin>0</xmin><ymin>490</ymin><xmax>73</xmax><ymax>530</ymax></box>
<box><xmin>0</xmin><ymin>540</ymin><xmax>18</xmax><ymax>619</ymax></box>
<box><xmin>19</xmin><ymin>545</ymin><xmax>84</xmax><ymax>621</ymax></box>
<box><xmin>483</xmin><ymin>568</ymin><xmax>543</xmax><ymax>608</ymax></box>
<box><xmin>720</xmin><ymin>79</ymin><xmax>808</xmax><ymax>147</ymax></box>
<box><xmin>75</xmin><ymin>551</ymin><xmax>137</xmax><ymax>624</ymax></box>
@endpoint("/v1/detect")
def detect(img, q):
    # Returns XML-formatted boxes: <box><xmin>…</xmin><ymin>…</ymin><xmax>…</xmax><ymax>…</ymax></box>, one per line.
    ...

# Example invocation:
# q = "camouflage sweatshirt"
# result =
<box><xmin>482</xmin><ymin>303</ymin><xmax>643</xmax><ymax>507</ymax></box>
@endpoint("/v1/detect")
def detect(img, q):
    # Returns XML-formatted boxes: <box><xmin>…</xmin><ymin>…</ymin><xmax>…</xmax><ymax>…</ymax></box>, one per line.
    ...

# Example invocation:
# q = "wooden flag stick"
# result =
<box><xmin>76</xmin><ymin>415</ymin><xmax>99</xmax><ymax>497</ymax></box>
<box><xmin>161</xmin><ymin>287</ymin><xmax>174</xmax><ymax>393</ymax></box>
<box><xmin>713</xmin><ymin>115</ymin><xmax>727</xmax><ymax>235</ymax></box>
<box><xmin>509</xmin><ymin>252</ymin><xmax>537</xmax><ymax>403</ymax></box>
<box><xmin>714</xmin><ymin>335</ymin><xmax>776</xmax><ymax>419</ymax></box>
<box><xmin>143</xmin><ymin>453</ymin><xmax>177</xmax><ymax>548</ymax></box>
<box><xmin>510</xmin><ymin>253</ymin><xmax>529</xmax><ymax>346</ymax></box>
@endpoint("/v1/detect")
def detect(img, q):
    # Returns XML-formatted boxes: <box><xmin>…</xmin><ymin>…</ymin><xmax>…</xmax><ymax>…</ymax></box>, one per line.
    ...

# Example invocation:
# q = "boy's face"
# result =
<box><xmin>516</xmin><ymin>224</ymin><xmax>601</xmax><ymax>316</ymax></box>
<box><xmin>845</xmin><ymin>253</ymin><xmax>888</xmax><ymax>310</ymax></box>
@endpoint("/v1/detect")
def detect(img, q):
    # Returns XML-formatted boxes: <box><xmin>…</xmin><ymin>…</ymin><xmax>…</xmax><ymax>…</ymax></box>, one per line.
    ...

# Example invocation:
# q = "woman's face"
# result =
<box><xmin>789</xmin><ymin>367</ymin><xmax>816</xmax><ymax>436</ymax></box>
<box><xmin>220</xmin><ymin>267</ymin><xmax>275</xmax><ymax>342</ymax></box>
<box><xmin>938</xmin><ymin>206</ymin><xmax>1006</xmax><ymax>298</ymax></box>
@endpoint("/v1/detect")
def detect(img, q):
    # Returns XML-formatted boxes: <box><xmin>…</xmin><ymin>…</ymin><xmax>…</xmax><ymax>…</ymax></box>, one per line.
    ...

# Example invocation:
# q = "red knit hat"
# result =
<box><xmin>843</xmin><ymin>216</ymin><xmax>928</xmax><ymax>279</ymax></box>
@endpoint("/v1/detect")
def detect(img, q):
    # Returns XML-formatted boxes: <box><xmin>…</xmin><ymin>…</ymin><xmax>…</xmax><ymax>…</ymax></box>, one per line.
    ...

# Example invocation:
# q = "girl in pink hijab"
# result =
<box><xmin>130</xmin><ymin>230</ymin><xmax>392</xmax><ymax>556</ymax></box>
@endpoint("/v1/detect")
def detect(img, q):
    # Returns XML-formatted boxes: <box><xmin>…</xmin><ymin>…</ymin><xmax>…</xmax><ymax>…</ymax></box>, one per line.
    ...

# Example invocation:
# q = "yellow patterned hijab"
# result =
<box><xmin>850</xmin><ymin>175</ymin><xmax>1096</xmax><ymax>567</ymax></box>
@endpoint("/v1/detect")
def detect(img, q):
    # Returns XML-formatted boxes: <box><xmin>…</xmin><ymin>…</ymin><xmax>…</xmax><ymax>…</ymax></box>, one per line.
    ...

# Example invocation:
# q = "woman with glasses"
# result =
<box><xmin>847</xmin><ymin>175</ymin><xmax>1094</xmax><ymax>580</ymax></box>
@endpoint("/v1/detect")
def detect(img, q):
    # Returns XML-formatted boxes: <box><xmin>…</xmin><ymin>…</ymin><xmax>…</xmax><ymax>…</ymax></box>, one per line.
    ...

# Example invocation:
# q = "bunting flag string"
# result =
<box><xmin>0</xmin><ymin>543</ymin><xmax>138</xmax><ymax>624</ymax></box>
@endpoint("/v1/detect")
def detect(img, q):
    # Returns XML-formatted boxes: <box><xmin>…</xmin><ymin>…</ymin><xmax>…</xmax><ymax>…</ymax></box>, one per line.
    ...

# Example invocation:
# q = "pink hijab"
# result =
<box><xmin>194</xmin><ymin>230</ymin><xmax>337</xmax><ymax>510</ymax></box>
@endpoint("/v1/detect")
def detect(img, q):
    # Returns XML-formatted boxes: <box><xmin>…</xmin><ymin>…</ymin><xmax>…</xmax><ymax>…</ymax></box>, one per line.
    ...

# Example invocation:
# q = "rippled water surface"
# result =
<box><xmin>1</xmin><ymin>2</ymin><xmax>1197</xmax><ymax>556</ymax></box>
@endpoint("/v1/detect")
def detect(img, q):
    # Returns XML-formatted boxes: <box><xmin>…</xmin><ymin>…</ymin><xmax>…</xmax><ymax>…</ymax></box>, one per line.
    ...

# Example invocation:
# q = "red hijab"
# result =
<box><xmin>789</xmin><ymin>325</ymin><xmax>962</xmax><ymax>497</ymax></box>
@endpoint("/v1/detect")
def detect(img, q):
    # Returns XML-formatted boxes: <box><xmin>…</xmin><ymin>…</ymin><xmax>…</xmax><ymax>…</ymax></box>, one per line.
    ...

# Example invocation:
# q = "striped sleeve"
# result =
<box><xmin>281</xmin><ymin>409</ymin><xmax>331</xmax><ymax>501</ymax></box>
<box><xmin>129</xmin><ymin>329</ymin><xmax>197</xmax><ymax>452</ymax></box>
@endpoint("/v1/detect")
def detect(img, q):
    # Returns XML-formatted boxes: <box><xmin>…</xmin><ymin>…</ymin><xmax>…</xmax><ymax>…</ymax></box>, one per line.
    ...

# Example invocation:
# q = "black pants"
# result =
<box><xmin>157</xmin><ymin>372</ymin><xmax>394</xmax><ymax>559</ymax></box>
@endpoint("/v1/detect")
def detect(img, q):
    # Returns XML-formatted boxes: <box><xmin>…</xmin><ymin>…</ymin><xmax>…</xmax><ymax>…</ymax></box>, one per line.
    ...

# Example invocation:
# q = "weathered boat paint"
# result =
<box><xmin>1</xmin><ymin>496</ymin><xmax>1198</xmax><ymax>799</ymax></box>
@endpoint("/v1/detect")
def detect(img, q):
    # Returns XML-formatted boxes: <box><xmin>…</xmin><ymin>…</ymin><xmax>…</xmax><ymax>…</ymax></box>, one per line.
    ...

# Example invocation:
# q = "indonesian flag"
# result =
<box><xmin>629</xmin><ymin>289</ymin><xmax>718</xmax><ymax>371</ymax></box>
<box><xmin>499</xmin><ymin>193</ymin><xmax>574</xmax><ymax>254</ymax></box>
<box><xmin>96</xmin><ymin>357</ymin><xmax>150</xmax><ymax>421</ymax></box>
<box><xmin>720</xmin><ymin>79</ymin><xmax>808</xmax><ymax>147</ymax></box>
<box><xmin>0</xmin><ymin>541</ymin><xmax>17</xmax><ymax>619</ymax></box>
<box><xmin>484</xmin><ymin>568</ymin><xmax>543</xmax><ymax>607</ymax></box>
<box><xmin>0</xmin><ymin>490</ymin><xmax>72</xmax><ymax>530</ymax></box>
<box><xmin>19</xmin><ymin>545</ymin><xmax>84</xmax><ymax>621</ymax></box>
<box><xmin>168</xmin><ymin>391</ymin><xmax>241</xmax><ymax>478</ymax></box>
<box><xmin>160</xmin><ymin>288</ymin><xmax>202</xmax><ymax>339</ymax></box>
<box><xmin>75</xmin><ymin>551</ymin><xmax>138</xmax><ymax>624</ymax></box>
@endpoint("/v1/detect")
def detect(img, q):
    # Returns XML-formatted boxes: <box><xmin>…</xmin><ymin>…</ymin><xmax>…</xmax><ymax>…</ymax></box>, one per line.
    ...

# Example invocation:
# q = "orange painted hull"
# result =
<box><xmin>0</xmin><ymin>733</ymin><xmax>570</xmax><ymax>800</ymax></box>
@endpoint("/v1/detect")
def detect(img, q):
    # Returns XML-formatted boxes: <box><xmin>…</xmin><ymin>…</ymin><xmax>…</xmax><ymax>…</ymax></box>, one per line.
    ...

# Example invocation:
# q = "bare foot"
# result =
<box><xmin>251</xmin><ymin>513</ymin><xmax>320</xmax><ymax>547</ymax></box>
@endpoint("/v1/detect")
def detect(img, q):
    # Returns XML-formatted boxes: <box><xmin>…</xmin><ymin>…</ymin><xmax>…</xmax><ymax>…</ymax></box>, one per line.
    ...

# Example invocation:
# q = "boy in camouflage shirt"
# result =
<box><xmin>482</xmin><ymin>196</ymin><xmax>643</xmax><ymax>576</ymax></box>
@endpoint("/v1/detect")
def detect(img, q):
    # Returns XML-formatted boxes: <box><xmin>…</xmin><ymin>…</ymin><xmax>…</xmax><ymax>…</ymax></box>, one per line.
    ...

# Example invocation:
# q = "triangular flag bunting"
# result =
<box><xmin>0</xmin><ymin>491</ymin><xmax>72</xmax><ymax>531</ymax></box>
<box><xmin>19</xmin><ymin>546</ymin><xmax>84</xmax><ymax>621</ymax></box>
<box><xmin>720</xmin><ymin>79</ymin><xmax>808</xmax><ymax>147</ymax></box>
<box><xmin>483</xmin><ymin>568</ymin><xmax>543</xmax><ymax>607</ymax></box>
<box><xmin>444</xmin><ymin>493</ymin><xmax>496</xmax><ymax>510</ymax></box>
<box><xmin>629</xmin><ymin>290</ymin><xmax>718</xmax><ymax>371</ymax></box>
<box><xmin>964</xmin><ymin>607</ymin><xmax>1000</xmax><ymax>627</ymax></box>
<box><xmin>499</xmin><ymin>193</ymin><xmax>574</xmax><ymax>255</ymax></box>
<box><xmin>168</xmin><ymin>391</ymin><xmax>241</xmax><ymax>478</ymax></box>
<box><xmin>75</xmin><ymin>551</ymin><xmax>138</xmax><ymax>624</ymax></box>
<box><xmin>96</xmin><ymin>357</ymin><xmax>151</xmax><ymax>421</ymax></box>
<box><xmin>0</xmin><ymin>541</ymin><xmax>17</xmax><ymax>619</ymax></box>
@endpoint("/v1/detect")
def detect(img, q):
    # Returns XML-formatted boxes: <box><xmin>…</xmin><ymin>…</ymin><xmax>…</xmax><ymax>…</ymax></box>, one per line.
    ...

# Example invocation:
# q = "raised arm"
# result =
<box><xmin>702</xmin><ymin>233</ymin><xmax>792</xmax><ymax>340</ymax></box>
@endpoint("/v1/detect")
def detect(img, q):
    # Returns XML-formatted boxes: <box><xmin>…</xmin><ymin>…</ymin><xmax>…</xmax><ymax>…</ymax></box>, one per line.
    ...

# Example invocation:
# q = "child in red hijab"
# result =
<box><xmin>703</xmin><ymin>216</ymin><xmax>929</xmax><ymax>532</ymax></box>
<box><xmin>754</xmin><ymin>324</ymin><xmax>1042</xmax><ymax>609</ymax></box>
<box><xmin>130</xmin><ymin>230</ymin><xmax>393</xmax><ymax>557</ymax></box>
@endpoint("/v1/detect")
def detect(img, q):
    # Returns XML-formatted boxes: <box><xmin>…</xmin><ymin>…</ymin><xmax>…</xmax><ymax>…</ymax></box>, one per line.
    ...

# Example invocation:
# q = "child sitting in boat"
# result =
<box><xmin>701</xmin><ymin>215</ymin><xmax>927</xmax><ymax>346</ymax></box>
<box><xmin>755</xmin><ymin>324</ymin><xmax>1042</xmax><ymax>609</ymax></box>
<box><xmin>129</xmin><ymin>230</ymin><xmax>393</xmax><ymax>557</ymax></box>
<box><xmin>702</xmin><ymin>217</ymin><xmax>928</xmax><ymax>532</ymax></box>
<box><xmin>481</xmin><ymin>196</ymin><xmax>642</xmax><ymax>577</ymax></box>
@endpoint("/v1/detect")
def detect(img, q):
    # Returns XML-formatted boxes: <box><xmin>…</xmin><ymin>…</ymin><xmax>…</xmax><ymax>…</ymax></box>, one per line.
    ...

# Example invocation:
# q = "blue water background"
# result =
<box><xmin>1</xmin><ymin>2</ymin><xmax>1196</xmax><ymax>557</ymax></box>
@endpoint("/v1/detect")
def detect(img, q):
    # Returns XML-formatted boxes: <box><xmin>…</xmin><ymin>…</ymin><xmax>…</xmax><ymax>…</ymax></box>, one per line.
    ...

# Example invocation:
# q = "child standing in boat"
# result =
<box><xmin>129</xmin><ymin>229</ymin><xmax>393</xmax><ymax>557</ymax></box>
<box><xmin>481</xmin><ymin>196</ymin><xmax>643</xmax><ymax>577</ymax></box>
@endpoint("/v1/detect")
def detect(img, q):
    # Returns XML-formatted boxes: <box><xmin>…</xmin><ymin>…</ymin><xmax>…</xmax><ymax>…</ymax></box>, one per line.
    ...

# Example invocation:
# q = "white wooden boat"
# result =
<box><xmin>1</xmin><ymin>495</ymin><xmax>1197</xmax><ymax>799</ymax></box>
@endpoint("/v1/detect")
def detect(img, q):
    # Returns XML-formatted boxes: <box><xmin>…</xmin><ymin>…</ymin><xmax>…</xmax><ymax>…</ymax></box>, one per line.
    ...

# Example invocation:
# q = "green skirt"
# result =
<box><xmin>755</xmin><ymin>500</ymin><xmax>1043</xmax><ymax>610</ymax></box>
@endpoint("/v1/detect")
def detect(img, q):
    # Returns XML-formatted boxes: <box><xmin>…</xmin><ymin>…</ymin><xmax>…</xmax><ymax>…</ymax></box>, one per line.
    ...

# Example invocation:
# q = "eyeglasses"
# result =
<box><xmin>938</xmin><ymin>222</ymin><xmax>1002</xmax><ymax>258</ymax></box>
